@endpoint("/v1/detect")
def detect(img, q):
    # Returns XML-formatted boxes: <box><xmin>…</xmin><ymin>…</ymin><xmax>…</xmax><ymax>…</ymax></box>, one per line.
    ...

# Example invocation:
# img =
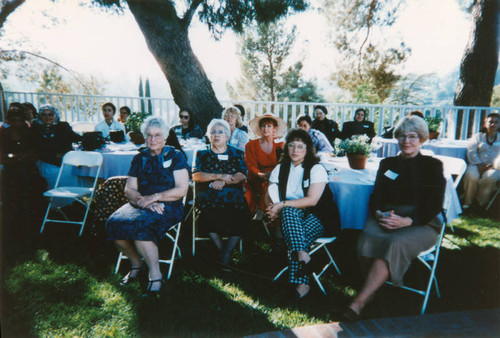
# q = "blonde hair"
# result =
<box><xmin>394</xmin><ymin>115</ymin><xmax>429</xmax><ymax>141</ymax></box>
<box><xmin>222</xmin><ymin>106</ymin><xmax>243</xmax><ymax>128</ymax></box>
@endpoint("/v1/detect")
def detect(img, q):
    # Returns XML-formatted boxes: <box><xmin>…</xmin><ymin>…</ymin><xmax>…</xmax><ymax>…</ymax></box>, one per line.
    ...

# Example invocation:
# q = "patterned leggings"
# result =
<box><xmin>281</xmin><ymin>206</ymin><xmax>324</xmax><ymax>285</ymax></box>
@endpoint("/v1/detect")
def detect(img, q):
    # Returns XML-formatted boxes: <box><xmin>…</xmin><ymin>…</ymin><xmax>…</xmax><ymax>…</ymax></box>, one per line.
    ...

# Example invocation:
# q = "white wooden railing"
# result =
<box><xmin>1</xmin><ymin>91</ymin><xmax>498</xmax><ymax>140</ymax></box>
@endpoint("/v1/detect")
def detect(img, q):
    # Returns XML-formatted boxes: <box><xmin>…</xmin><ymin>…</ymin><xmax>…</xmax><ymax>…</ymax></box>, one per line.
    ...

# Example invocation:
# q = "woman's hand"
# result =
<box><xmin>376</xmin><ymin>210</ymin><xmax>412</xmax><ymax>230</ymax></box>
<box><xmin>266</xmin><ymin>202</ymin><xmax>284</xmax><ymax>221</ymax></box>
<box><xmin>210</xmin><ymin>179</ymin><xmax>226</xmax><ymax>190</ymax></box>
<box><xmin>136</xmin><ymin>195</ymin><xmax>156</xmax><ymax>209</ymax></box>
<box><xmin>147</xmin><ymin>202</ymin><xmax>165</xmax><ymax>214</ymax></box>
<box><xmin>222</xmin><ymin>174</ymin><xmax>237</xmax><ymax>185</ymax></box>
<box><xmin>257</xmin><ymin>172</ymin><xmax>270</xmax><ymax>181</ymax></box>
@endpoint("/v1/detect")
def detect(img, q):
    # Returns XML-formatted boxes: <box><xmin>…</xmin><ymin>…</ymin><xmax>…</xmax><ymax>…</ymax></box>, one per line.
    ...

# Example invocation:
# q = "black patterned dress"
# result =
<box><xmin>106</xmin><ymin>146</ymin><xmax>189</xmax><ymax>244</ymax></box>
<box><xmin>193</xmin><ymin>145</ymin><xmax>251</xmax><ymax>236</ymax></box>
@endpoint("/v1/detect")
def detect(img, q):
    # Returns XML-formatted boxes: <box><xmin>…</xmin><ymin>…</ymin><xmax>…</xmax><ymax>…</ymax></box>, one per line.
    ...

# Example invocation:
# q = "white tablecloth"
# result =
<box><xmin>380</xmin><ymin>138</ymin><xmax>468</xmax><ymax>160</ymax></box>
<box><xmin>321</xmin><ymin>156</ymin><xmax>462</xmax><ymax>230</ymax></box>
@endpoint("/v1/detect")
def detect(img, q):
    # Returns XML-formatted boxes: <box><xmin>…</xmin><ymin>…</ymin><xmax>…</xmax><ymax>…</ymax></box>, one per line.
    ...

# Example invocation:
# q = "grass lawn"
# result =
<box><xmin>1</xmin><ymin>207</ymin><xmax>499</xmax><ymax>337</ymax></box>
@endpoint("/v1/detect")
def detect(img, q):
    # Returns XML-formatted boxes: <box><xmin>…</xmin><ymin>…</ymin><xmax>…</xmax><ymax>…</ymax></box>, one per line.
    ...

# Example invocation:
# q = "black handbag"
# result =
<box><xmin>109</xmin><ymin>130</ymin><xmax>125</xmax><ymax>143</ymax></box>
<box><xmin>82</xmin><ymin>131</ymin><xmax>105</xmax><ymax>150</ymax></box>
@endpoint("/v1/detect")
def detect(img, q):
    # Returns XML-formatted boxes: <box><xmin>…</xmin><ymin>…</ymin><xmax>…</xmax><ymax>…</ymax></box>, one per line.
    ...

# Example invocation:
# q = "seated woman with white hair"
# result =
<box><xmin>222</xmin><ymin>106</ymin><xmax>249</xmax><ymax>151</ymax></box>
<box><xmin>343</xmin><ymin>115</ymin><xmax>446</xmax><ymax>321</ymax></box>
<box><xmin>106</xmin><ymin>116</ymin><xmax>190</xmax><ymax>297</ymax></box>
<box><xmin>192</xmin><ymin>119</ymin><xmax>251</xmax><ymax>268</ymax></box>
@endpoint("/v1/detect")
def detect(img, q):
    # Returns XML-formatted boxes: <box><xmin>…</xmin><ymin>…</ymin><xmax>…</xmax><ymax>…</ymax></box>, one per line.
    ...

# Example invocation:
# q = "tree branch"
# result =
<box><xmin>181</xmin><ymin>0</ymin><xmax>202</xmax><ymax>27</ymax></box>
<box><xmin>0</xmin><ymin>49</ymin><xmax>92</xmax><ymax>91</ymax></box>
<box><xmin>358</xmin><ymin>0</ymin><xmax>377</xmax><ymax>79</ymax></box>
<box><xmin>0</xmin><ymin>0</ymin><xmax>26</xmax><ymax>31</ymax></box>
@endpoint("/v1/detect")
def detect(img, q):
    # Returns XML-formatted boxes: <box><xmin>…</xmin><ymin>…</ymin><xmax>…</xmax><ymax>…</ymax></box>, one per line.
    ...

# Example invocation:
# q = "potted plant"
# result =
<box><xmin>336</xmin><ymin>135</ymin><xmax>373</xmax><ymax>169</ymax></box>
<box><xmin>425</xmin><ymin>115</ymin><xmax>442</xmax><ymax>140</ymax></box>
<box><xmin>125</xmin><ymin>112</ymin><xmax>150</xmax><ymax>145</ymax></box>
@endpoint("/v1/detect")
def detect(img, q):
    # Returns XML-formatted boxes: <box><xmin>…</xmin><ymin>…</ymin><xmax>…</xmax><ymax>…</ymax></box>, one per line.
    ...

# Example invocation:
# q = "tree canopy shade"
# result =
<box><xmin>93</xmin><ymin>0</ymin><xmax>308</xmax><ymax>128</ymax></box>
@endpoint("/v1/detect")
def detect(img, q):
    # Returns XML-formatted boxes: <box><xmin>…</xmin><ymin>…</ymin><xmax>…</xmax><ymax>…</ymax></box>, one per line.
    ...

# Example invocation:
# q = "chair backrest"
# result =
<box><xmin>435</xmin><ymin>155</ymin><xmax>467</xmax><ymax>189</ymax></box>
<box><xmin>62</xmin><ymin>151</ymin><xmax>103</xmax><ymax>167</ymax></box>
<box><xmin>71</xmin><ymin>121</ymin><xmax>96</xmax><ymax>134</ymax></box>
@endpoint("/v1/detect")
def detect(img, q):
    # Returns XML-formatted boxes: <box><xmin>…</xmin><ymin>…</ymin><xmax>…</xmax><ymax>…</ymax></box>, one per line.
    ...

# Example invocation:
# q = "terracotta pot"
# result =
<box><xmin>429</xmin><ymin>131</ymin><xmax>440</xmax><ymax>140</ymax></box>
<box><xmin>346</xmin><ymin>154</ymin><xmax>367</xmax><ymax>170</ymax></box>
<box><xmin>129</xmin><ymin>131</ymin><xmax>145</xmax><ymax>145</ymax></box>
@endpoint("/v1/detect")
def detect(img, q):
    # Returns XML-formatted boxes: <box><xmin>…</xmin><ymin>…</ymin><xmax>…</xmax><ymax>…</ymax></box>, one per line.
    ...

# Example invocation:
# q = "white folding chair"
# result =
<box><xmin>114</xmin><ymin>196</ymin><xmax>187</xmax><ymax>280</ymax></box>
<box><xmin>40</xmin><ymin>151</ymin><xmax>103</xmax><ymax>237</ymax></box>
<box><xmin>273</xmin><ymin>237</ymin><xmax>341</xmax><ymax>295</ymax></box>
<box><xmin>71</xmin><ymin>121</ymin><xmax>96</xmax><ymax>134</ymax></box>
<box><xmin>192</xmin><ymin>182</ymin><xmax>242</xmax><ymax>256</ymax></box>
<box><xmin>385</xmin><ymin>211</ymin><xmax>447</xmax><ymax>315</ymax></box>
<box><xmin>434</xmin><ymin>155</ymin><xmax>467</xmax><ymax>190</ymax></box>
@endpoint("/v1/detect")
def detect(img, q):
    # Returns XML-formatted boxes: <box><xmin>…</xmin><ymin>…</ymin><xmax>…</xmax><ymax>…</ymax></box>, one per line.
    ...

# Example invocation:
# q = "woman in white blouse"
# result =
<box><xmin>266</xmin><ymin>128</ymin><xmax>328</xmax><ymax>300</ymax></box>
<box><xmin>222</xmin><ymin>106</ymin><xmax>248</xmax><ymax>151</ymax></box>
<box><xmin>463</xmin><ymin>112</ymin><xmax>500</xmax><ymax>210</ymax></box>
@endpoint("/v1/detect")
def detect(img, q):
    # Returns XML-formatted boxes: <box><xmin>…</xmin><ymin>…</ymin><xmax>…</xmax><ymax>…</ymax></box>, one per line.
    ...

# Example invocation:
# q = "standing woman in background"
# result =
<box><xmin>222</xmin><ymin>106</ymin><xmax>249</xmax><ymax>151</ymax></box>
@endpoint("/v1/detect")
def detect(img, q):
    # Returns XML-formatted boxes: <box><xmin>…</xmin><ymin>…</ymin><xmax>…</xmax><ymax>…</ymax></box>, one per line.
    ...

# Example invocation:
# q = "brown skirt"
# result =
<box><xmin>357</xmin><ymin>205</ymin><xmax>441</xmax><ymax>286</ymax></box>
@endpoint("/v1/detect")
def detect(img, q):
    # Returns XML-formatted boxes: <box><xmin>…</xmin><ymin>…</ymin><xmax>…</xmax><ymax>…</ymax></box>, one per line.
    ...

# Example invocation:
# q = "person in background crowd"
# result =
<box><xmin>192</xmin><ymin>119</ymin><xmax>250</xmax><ymax>268</ymax></box>
<box><xmin>382</xmin><ymin>111</ymin><xmax>425</xmax><ymax>139</ymax></box>
<box><xmin>266</xmin><ymin>128</ymin><xmax>329</xmax><ymax>300</ymax></box>
<box><xmin>341</xmin><ymin>108</ymin><xmax>376</xmax><ymax>142</ymax></box>
<box><xmin>0</xmin><ymin>104</ymin><xmax>46</xmax><ymax>252</ymax></box>
<box><xmin>296</xmin><ymin>115</ymin><xmax>333</xmax><ymax>153</ymax></box>
<box><xmin>344</xmin><ymin>115</ymin><xmax>445</xmax><ymax>321</ymax></box>
<box><xmin>118</xmin><ymin>106</ymin><xmax>131</xmax><ymax>131</ymax></box>
<box><xmin>22</xmin><ymin>102</ymin><xmax>38</xmax><ymax>124</ymax></box>
<box><xmin>244</xmin><ymin>113</ymin><xmax>286</xmax><ymax>215</ymax></box>
<box><xmin>95</xmin><ymin>102</ymin><xmax>127</xmax><ymax>139</ymax></box>
<box><xmin>222</xmin><ymin>106</ymin><xmax>249</xmax><ymax>151</ymax></box>
<box><xmin>106</xmin><ymin>116</ymin><xmax>189</xmax><ymax>297</ymax></box>
<box><xmin>234</xmin><ymin>104</ymin><xmax>249</xmax><ymax>133</ymax></box>
<box><xmin>311</xmin><ymin>105</ymin><xmax>340</xmax><ymax>147</ymax></box>
<box><xmin>463</xmin><ymin>112</ymin><xmax>500</xmax><ymax>211</ymax></box>
<box><xmin>169</xmin><ymin>107</ymin><xmax>204</xmax><ymax>140</ymax></box>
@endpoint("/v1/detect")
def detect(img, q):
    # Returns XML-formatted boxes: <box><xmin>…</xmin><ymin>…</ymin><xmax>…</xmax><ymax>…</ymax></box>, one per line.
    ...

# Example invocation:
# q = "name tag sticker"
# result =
<box><xmin>217</xmin><ymin>154</ymin><xmax>228</xmax><ymax>161</ymax></box>
<box><xmin>384</xmin><ymin>170</ymin><xmax>398</xmax><ymax>180</ymax></box>
<box><xmin>364</xmin><ymin>124</ymin><xmax>370</xmax><ymax>128</ymax></box>
<box><xmin>494</xmin><ymin>141</ymin><xmax>500</xmax><ymax>146</ymax></box>
<box><xmin>304</xmin><ymin>179</ymin><xmax>310</xmax><ymax>188</ymax></box>
<box><xmin>163</xmin><ymin>159</ymin><xmax>172</xmax><ymax>168</ymax></box>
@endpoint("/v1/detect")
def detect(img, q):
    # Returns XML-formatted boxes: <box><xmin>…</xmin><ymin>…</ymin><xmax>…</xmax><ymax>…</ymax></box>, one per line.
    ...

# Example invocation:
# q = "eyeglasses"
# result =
<box><xmin>210</xmin><ymin>130</ymin><xmax>225</xmax><ymax>135</ymax></box>
<box><xmin>40</xmin><ymin>113</ymin><xmax>54</xmax><ymax>118</ymax></box>
<box><xmin>179</xmin><ymin>115</ymin><xmax>189</xmax><ymax>120</ymax></box>
<box><xmin>397</xmin><ymin>134</ymin><xmax>420</xmax><ymax>141</ymax></box>
<box><xmin>288</xmin><ymin>143</ymin><xmax>307</xmax><ymax>151</ymax></box>
<box><xmin>224</xmin><ymin>113</ymin><xmax>236</xmax><ymax>118</ymax></box>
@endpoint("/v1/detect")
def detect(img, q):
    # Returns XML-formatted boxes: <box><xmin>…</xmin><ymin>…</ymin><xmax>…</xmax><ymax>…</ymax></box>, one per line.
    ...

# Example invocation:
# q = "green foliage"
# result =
<box><xmin>321</xmin><ymin>0</ymin><xmax>410</xmax><ymax>103</ymax></box>
<box><xmin>336</xmin><ymin>134</ymin><xmax>372</xmax><ymax>155</ymax></box>
<box><xmin>278</xmin><ymin>62</ymin><xmax>324</xmax><ymax>102</ymax></box>
<box><xmin>491</xmin><ymin>84</ymin><xmax>500</xmax><ymax>107</ymax></box>
<box><xmin>425</xmin><ymin>115</ymin><xmax>443</xmax><ymax>132</ymax></box>
<box><xmin>124</xmin><ymin>111</ymin><xmax>150</xmax><ymax>133</ymax></box>
<box><xmin>5</xmin><ymin>250</ymin><xmax>137</xmax><ymax>337</ymax></box>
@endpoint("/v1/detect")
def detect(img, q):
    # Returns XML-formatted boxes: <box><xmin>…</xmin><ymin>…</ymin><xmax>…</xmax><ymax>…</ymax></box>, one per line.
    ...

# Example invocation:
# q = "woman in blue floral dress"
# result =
<box><xmin>192</xmin><ymin>119</ymin><xmax>251</xmax><ymax>267</ymax></box>
<box><xmin>106</xmin><ymin>116</ymin><xmax>190</xmax><ymax>297</ymax></box>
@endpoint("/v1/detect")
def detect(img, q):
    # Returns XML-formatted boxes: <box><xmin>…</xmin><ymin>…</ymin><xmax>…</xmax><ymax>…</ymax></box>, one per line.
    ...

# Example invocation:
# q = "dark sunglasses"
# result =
<box><xmin>41</xmin><ymin>113</ymin><xmax>55</xmax><ymax>117</ymax></box>
<box><xmin>179</xmin><ymin>115</ymin><xmax>190</xmax><ymax>119</ymax></box>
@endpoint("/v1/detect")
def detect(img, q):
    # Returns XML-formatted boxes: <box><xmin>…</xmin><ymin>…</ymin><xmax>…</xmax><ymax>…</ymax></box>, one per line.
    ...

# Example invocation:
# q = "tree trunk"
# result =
<box><xmin>127</xmin><ymin>0</ymin><xmax>222</xmax><ymax>130</ymax></box>
<box><xmin>0</xmin><ymin>0</ymin><xmax>25</xmax><ymax>31</ymax></box>
<box><xmin>453</xmin><ymin>0</ymin><xmax>499</xmax><ymax>138</ymax></box>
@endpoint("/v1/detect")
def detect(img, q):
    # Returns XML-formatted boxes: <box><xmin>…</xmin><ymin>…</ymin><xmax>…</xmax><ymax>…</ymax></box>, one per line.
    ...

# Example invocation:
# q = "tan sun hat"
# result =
<box><xmin>249</xmin><ymin>113</ymin><xmax>287</xmax><ymax>137</ymax></box>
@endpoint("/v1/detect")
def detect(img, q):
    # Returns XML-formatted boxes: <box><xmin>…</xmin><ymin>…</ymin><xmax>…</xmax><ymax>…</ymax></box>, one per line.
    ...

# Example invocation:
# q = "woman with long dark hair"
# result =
<box><xmin>266</xmin><ymin>128</ymin><xmax>329</xmax><ymax>299</ymax></box>
<box><xmin>169</xmin><ymin>107</ymin><xmax>204</xmax><ymax>140</ymax></box>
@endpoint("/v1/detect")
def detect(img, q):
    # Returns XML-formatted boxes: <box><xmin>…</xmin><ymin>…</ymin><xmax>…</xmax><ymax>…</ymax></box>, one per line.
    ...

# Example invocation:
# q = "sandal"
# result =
<box><xmin>120</xmin><ymin>266</ymin><xmax>142</xmax><ymax>286</ymax></box>
<box><xmin>141</xmin><ymin>278</ymin><xmax>164</xmax><ymax>298</ymax></box>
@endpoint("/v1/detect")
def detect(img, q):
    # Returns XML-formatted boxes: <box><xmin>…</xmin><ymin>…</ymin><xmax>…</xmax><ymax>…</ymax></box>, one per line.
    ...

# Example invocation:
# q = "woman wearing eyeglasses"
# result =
<box><xmin>222</xmin><ymin>106</ymin><xmax>248</xmax><ymax>151</ymax></box>
<box><xmin>344</xmin><ymin>115</ymin><xmax>446</xmax><ymax>321</ymax></box>
<box><xmin>192</xmin><ymin>119</ymin><xmax>250</xmax><ymax>268</ymax></box>
<box><xmin>31</xmin><ymin>104</ymin><xmax>82</xmax><ymax>188</ymax></box>
<box><xmin>169</xmin><ymin>107</ymin><xmax>204</xmax><ymax>140</ymax></box>
<box><xmin>266</xmin><ymin>128</ymin><xmax>329</xmax><ymax>300</ymax></box>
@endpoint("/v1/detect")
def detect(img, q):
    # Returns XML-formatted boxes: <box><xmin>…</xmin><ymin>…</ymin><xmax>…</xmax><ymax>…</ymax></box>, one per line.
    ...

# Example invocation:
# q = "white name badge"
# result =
<box><xmin>384</xmin><ymin>170</ymin><xmax>398</xmax><ymax>180</ymax></box>
<box><xmin>303</xmin><ymin>179</ymin><xmax>310</xmax><ymax>188</ymax></box>
<box><xmin>364</xmin><ymin>124</ymin><xmax>370</xmax><ymax>128</ymax></box>
<box><xmin>493</xmin><ymin>141</ymin><xmax>500</xmax><ymax>146</ymax></box>
<box><xmin>217</xmin><ymin>154</ymin><xmax>228</xmax><ymax>161</ymax></box>
<box><xmin>163</xmin><ymin>159</ymin><xmax>172</xmax><ymax>168</ymax></box>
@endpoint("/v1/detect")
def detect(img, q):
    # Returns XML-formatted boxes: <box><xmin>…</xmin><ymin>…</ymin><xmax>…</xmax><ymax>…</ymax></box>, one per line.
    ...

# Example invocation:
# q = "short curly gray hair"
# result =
<box><xmin>394</xmin><ymin>115</ymin><xmax>429</xmax><ymax>141</ymax></box>
<box><xmin>206</xmin><ymin>118</ymin><xmax>231</xmax><ymax>139</ymax></box>
<box><xmin>141</xmin><ymin>116</ymin><xmax>170</xmax><ymax>139</ymax></box>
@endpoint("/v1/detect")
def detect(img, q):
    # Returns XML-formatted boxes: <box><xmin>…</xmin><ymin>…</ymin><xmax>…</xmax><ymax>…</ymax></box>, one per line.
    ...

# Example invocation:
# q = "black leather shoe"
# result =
<box><xmin>141</xmin><ymin>278</ymin><xmax>164</xmax><ymax>298</ymax></box>
<box><xmin>120</xmin><ymin>266</ymin><xmax>142</xmax><ymax>286</ymax></box>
